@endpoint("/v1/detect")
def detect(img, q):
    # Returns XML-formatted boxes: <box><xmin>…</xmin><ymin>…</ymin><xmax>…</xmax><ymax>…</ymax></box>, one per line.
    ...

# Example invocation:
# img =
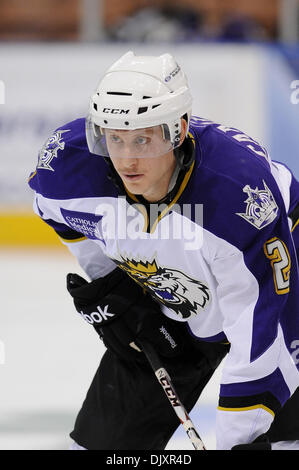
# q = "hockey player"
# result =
<box><xmin>28</xmin><ymin>51</ymin><xmax>299</xmax><ymax>450</ymax></box>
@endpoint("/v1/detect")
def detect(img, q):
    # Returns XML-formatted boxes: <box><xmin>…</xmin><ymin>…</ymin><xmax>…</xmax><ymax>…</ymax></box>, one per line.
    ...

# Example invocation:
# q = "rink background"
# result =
<box><xmin>1</xmin><ymin>39</ymin><xmax>298</xmax><ymax>451</ymax></box>
<box><xmin>0</xmin><ymin>247</ymin><xmax>224</xmax><ymax>451</ymax></box>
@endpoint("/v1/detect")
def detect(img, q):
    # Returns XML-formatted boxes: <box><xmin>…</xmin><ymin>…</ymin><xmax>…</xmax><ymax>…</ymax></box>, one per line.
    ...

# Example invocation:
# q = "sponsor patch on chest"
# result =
<box><xmin>60</xmin><ymin>208</ymin><xmax>104</xmax><ymax>241</ymax></box>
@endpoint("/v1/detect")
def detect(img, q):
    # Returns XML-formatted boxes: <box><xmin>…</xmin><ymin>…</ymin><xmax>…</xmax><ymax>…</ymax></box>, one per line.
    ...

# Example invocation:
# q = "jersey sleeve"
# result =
<box><xmin>271</xmin><ymin>160</ymin><xmax>299</xmax><ymax>262</ymax></box>
<box><xmin>28</xmin><ymin>123</ymin><xmax>116</xmax><ymax>280</ymax></box>
<box><xmin>207</xmin><ymin>172</ymin><xmax>299</xmax><ymax>449</ymax></box>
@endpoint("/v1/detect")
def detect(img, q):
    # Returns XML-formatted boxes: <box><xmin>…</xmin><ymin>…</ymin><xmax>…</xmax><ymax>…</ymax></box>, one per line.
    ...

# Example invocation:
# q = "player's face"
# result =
<box><xmin>108</xmin><ymin>120</ymin><xmax>186</xmax><ymax>202</ymax></box>
<box><xmin>110</xmin><ymin>146</ymin><xmax>176</xmax><ymax>202</ymax></box>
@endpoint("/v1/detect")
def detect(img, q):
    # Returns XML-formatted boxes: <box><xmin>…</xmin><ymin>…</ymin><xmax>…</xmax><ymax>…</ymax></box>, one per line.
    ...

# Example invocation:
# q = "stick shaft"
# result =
<box><xmin>140</xmin><ymin>340</ymin><xmax>206</xmax><ymax>451</ymax></box>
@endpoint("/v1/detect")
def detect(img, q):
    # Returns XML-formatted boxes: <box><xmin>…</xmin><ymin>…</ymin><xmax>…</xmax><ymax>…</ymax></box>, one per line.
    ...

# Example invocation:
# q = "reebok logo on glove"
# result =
<box><xmin>79</xmin><ymin>305</ymin><xmax>115</xmax><ymax>324</ymax></box>
<box><xmin>159</xmin><ymin>326</ymin><xmax>178</xmax><ymax>349</ymax></box>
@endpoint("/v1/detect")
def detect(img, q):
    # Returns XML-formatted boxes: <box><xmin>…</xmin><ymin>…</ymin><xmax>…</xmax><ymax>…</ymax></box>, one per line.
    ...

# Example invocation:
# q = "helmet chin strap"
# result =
<box><xmin>174</xmin><ymin>135</ymin><xmax>195</xmax><ymax>170</ymax></box>
<box><xmin>168</xmin><ymin>162</ymin><xmax>181</xmax><ymax>192</ymax></box>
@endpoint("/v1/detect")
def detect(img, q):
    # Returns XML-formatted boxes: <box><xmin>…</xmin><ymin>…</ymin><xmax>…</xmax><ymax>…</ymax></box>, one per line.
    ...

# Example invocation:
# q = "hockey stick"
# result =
<box><xmin>139</xmin><ymin>339</ymin><xmax>206</xmax><ymax>451</ymax></box>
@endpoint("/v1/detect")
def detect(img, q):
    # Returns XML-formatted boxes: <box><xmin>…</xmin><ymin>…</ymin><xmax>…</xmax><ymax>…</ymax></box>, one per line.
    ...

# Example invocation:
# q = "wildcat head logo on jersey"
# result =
<box><xmin>116</xmin><ymin>257</ymin><xmax>210</xmax><ymax>319</ymax></box>
<box><xmin>236</xmin><ymin>180</ymin><xmax>278</xmax><ymax>230</ymax></box>
<box><xmin>37</xmin><ymin>129</ymin><xmax>70</xmax><ymax>171</ymax></box>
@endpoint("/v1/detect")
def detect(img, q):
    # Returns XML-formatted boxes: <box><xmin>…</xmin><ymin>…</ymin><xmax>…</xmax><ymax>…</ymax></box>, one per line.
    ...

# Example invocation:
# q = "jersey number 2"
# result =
<box><xmin>264</xmin><ymin>237</ymin><xmax>291</xmax><ymax>294</ymax></box>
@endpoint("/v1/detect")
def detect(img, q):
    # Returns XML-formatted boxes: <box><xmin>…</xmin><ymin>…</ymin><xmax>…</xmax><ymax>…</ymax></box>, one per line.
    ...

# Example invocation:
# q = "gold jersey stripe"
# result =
<box><xmin>291</xmin><ymin>218</ymin><xmax>299</xmax><ymax>233</ymax></box>
<box><xmin>59</xmin><ymin>235</ymin><xmax>87</xmax><ymax>243</ymax></box>
<box><xmin>217</xmin><ymin>404</ymin><xmax>275</xmax><ymax>417</ymax></box>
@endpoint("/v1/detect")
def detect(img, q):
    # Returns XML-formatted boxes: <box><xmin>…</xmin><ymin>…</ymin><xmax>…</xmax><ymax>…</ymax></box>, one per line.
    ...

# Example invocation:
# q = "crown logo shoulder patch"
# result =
<box><xmin>37</xmin><ymin>129</ymin><xmax>70</xmax><ymax>171</ymax></box>
<box><xmin>236</xmin><ymin>180</ymin><xmax>278</xmax><ymax>230</ymax></box>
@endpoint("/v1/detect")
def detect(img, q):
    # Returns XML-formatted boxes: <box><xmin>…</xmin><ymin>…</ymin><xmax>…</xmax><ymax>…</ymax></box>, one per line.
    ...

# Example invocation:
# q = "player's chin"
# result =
<box><xmin>121</xmin><ymin>176</ymin><xmax>147</xmax><ymax>191</ymax></box>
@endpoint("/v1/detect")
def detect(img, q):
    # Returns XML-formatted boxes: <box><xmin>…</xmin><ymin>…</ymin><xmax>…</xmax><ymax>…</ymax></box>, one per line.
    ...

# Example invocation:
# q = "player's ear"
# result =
<box><xmin>179</xmin><ymin>118</ymin><xmax>188</xmax><ymax>145</ymax></box>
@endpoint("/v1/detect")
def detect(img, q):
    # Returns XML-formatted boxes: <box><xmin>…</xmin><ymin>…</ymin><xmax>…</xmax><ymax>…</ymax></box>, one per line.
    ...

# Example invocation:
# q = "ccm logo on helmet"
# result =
<box><xmin>103</xmin><ymin>108</ymin><xmax>130</xmax><ymax>114</ymax></box>
<box><xmin>79</xmin><ymin>305</ymin><xmax>115</xmax><ymax>324</ymax></box>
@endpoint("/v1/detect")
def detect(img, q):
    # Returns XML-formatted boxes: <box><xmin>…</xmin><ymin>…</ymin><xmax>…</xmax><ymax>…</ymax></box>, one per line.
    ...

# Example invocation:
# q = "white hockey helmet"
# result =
<box><xmin>86</xmin><ymin>51</ymin><xmax>192</xmax><ymax>159</ymax></box>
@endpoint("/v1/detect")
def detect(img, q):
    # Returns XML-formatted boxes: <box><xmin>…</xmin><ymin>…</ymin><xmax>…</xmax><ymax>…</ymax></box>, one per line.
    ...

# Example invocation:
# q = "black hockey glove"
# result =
<box><xmin>66</xmin><ymin>268</ymin><xmax>186</xmax><ymax>361</ymax></box>
<box><xmin>231</xmin><ymin>433</ymin><xmax>271</xmax><ymax>450</ymax></box>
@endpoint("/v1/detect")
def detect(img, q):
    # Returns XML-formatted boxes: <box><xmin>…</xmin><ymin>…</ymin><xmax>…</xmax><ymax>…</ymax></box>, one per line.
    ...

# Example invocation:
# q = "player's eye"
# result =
<box><xmin>134</xmin><ymin>136</ymin><xmax>149</xmax><ymax>145</ymax></box>
<box><xmin>109</xmin><ymin>135</ymin><xmax>122</xmax><ymax>144</ymax></box>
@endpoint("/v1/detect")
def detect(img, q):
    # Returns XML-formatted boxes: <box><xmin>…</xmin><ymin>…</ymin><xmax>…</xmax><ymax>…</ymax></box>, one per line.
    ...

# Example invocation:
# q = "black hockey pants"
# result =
<box><xmin>70</xmin><ymin>342</ymin><xmax>227</xmax><ymax>450</ymax></box>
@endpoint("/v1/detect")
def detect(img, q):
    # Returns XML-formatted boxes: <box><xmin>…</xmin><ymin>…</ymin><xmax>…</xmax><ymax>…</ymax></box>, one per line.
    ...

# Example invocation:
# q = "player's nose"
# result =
<box><xmin>121</xmin><ymin>157</ymin><xmax>139</xmax><ymax>170</ymax></box>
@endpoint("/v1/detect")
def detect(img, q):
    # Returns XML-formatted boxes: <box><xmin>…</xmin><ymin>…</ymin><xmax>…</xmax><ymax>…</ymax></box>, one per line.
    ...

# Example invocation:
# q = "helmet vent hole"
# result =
<box><xmin>152</xmin><ymin>104</ymin><xmax>160</xmax><ymax>110</ymax></box>
<box><xmin>93</xmin><ymin>103</ymin><xmax>98</xmax><ymax>111</ymax></box>
<box><xmin>107</xmin><ymin>92</ymin><xmax>132</xmax><ymax>96</ymax></box>
<box><xmin>137</xmin><ymin>107</ymin><xmax>148</xmax><ymax>115</ymax></box>
<box><xmin>142</xmin><ymin>96</ymin><xmax>151</xmax><ymax>100</ymax></box>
